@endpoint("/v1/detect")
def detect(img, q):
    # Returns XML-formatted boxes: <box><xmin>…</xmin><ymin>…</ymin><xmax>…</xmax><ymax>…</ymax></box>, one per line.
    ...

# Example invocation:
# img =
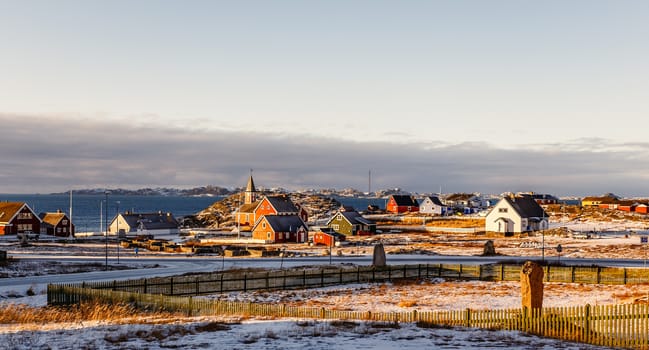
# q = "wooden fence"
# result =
<box><xmin>47</xmin><ymin>284</ymin><xmax>649</xmax><ymax>349</ymax></box>
<box><xmin>50</xmin><ymin>263</ymin><xmax>649</xmax><ymax>298</ymax></box>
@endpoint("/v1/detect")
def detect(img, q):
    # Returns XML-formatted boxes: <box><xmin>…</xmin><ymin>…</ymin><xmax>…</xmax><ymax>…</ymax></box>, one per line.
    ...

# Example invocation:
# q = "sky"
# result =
<box><xmin>1</xmin><ymin>1</ymin><xmax>648</xmax><ymax>196</ymax></box>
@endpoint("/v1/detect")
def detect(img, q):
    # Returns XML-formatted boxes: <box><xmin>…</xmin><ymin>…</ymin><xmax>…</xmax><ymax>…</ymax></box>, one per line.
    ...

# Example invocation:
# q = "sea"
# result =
<box><xmin>0</xmin><ymin>194</ymin><xmax>382</xmax><ymax>233</ymax></box>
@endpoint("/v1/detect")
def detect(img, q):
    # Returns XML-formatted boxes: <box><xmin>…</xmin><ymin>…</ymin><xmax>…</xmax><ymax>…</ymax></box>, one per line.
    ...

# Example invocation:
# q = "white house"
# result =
<box><xmin>485</xmin><ymin>195</ymin><xmax>548</xmax><ymax>235</ymax></box>
<box><xmin>109</xmin><ymin>211</ymin><xmax>180</xmax><ymax>236</ymax></box>
<box><xmin>419</xmin><ymin>196</ymin><xmax>447</xmax><ymax>215</ymax></box>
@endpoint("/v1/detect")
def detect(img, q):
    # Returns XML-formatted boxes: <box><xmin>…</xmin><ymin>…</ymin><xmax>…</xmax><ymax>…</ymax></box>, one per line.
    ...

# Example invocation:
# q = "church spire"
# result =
<box><xmin>244</xmin><ymin>169</ymin><xmax>257</xmax><ymax>204</ymax></box>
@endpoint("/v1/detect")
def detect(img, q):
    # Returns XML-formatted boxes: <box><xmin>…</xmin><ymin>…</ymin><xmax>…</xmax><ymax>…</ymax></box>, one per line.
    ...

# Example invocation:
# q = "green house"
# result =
<box><xmin>326</xmin><ymin>208</ymin><xmax>376</xmax><ymax>236</ymax></box>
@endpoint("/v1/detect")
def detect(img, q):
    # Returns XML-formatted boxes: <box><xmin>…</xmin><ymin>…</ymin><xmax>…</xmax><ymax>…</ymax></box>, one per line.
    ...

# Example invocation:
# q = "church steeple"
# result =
<box><xmin>244</xmin><ymin>169</ymin><xmax>257</xmax><ymax>204</ymax></box>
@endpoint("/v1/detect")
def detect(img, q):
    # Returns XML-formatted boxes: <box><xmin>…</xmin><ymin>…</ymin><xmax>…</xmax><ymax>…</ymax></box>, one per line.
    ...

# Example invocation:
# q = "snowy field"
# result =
<box><xmin>1</xmin><ymin>217</ymin><xmax>646</xmax><ymax>349</ymax></box>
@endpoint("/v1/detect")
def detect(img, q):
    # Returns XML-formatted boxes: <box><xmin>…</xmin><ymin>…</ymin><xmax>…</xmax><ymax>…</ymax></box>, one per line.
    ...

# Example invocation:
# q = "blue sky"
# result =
<box><xmin>1</xmin><ymin>1</ymin><xmax>648</xmax><ymax>196</ymax></box>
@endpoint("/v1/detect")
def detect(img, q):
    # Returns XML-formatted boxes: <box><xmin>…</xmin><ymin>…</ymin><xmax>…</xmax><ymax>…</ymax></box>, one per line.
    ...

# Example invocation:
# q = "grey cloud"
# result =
<box><xmin>1</xmin><ymin>114</ymin><xmax>649</xmax><ymax>197</ymax></box>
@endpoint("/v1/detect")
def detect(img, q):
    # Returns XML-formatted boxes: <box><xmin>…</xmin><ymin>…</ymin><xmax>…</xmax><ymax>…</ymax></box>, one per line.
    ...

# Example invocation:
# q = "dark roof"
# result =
<box><xmin>445</xmin><ymin>193</ymin><xmax>476</xmax><ymax>201</ymax></box>
<box><xmin>327</xmin><ymin>211</ymin><xmax>376</xmax><ymax>226</ymax></box>
<box><xmin>318</xmin><ymin>228</ymin><xmax>347</xmax><ymax>239</ymax></box>
<box><xmin>530</xmin><ymin>194</ymin><xmax>559</xmax><ymax>201</ymax></box>
<box><xmin>504</xmin><ymin>196</ymin><xmax>547</xmax><ymax>218</ymax></box>
<box><xmin>262</xmin><ymin>215</ymin><xmax>306</xmax><ymax>233</ymax></box>
<box><xmin>390</xmin><ymin>195</ymin><xmax>419</xmax><ymax>207</ymax></box>
<box><xmin>264</xmin><ymin>195</ymin><xmax>298</xmax><ymax>213</ymax></box>
<box><xmin>120</xmin><ymin>212</ymin><xmax>179</xmax><ymax>230</ymax></box>
<box><xmin>423</xmin><ymin>196</ymin><xmax>444</xmax><ymax>206</ymax></box>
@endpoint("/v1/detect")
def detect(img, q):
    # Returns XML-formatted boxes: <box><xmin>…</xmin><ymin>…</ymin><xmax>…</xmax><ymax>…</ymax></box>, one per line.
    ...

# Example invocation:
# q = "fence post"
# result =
<box><xmin>546</xmin><ymin>265</ymin><xmax>551</xmax><ymax>282</ymax></box>
<box><xmin>188</xmin><ymin>296</ymin><xmax>193</xmax><ymax>317</ymax></box>
<box><xmin>465</xmin><ymin>308</ymin><xmax>471</xmax><ymax>327</ymax></box>
<box><xmin>478</xmin><ymin>265</ymin><xmax>483</xmax><ymax>280</ymax></box>
<box><xmin>195</xmin><ymin>277</ymin><xmax>199</xmax><ymax>295</ymax></box>
<box><xmin>112</xmin><ymin>280</ymin><xmax>116</xmax><ymax>291</ymax></box>
<box><xmin>357</xmin><ymin>266</ymin><xmax>360</xmax><ymax>283</ymax></box>
<box><xmin>321</xmin><ymin>270</ymin><xmax>324</xmax><ymax>287</ymax></box>
<box><xmin>572</xmin><ymin>266</ymin><xmax>576</xmax><ymax>283</ymax></box>
<box><xmin>418</xmin><ymin>264</ymin><xmax>421</xmax><ymax>279</ymax></box>
<box><xmin>501</xmin><ymin>264</ymin><xmax>505</xmax><ymax>281</ymax></box>
<box><xmin>244</xmin><ymin>274</ymin><xmax>247</xmax><ymax>292</ymax></box>
<box><xmin>339</xmin><ymin>268</ymin><xmax>342</xmax><ymax>284</ymax></box>
<box><xmin>388</xmin><ymin>266</ymin><xmax>391</xmax><ymax>281</ymax></box>
<box><xmin>412</xmin><ymin>309</ymin><xmax>418</xmax><ymax>322</ymax></box>
<box><xmin>170</xmin><ymin>277</ymin><xmax>174</xmax><ymax>295</ymax></box>
<box><xmin>624</xmin><ymin>268</ymin><xmax>627</xmax><ymax>284</ymax></box>
<box><xmin>459</xmin><ymin>264</ymin><xmax>463</xmax><ymax>279</ymax></box>
<box><xmin>220</xmin><ymin>274</ymin><xmax>224</xmax><ymax>293</ymax></box>
<box><xmin>597</xmin><ymin>267</ymin><xmax>601</xmax><ymax>284</ymax></box>
<box><xmin>584</xmin><ymin>303</ymin><xmax>591</xmax><ymax>339</ymax></box>
<box><xmin>439</xmin><ymin>263</ymin><xmax>443</xmax><ymax>278</ymax></box>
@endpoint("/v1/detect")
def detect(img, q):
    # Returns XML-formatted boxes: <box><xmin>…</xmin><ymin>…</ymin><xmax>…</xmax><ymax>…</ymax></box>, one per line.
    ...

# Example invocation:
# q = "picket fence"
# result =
<box><xmin>47</xmin><ymin>263</ymin><xmax>649</xmax><ymax>298</ymax></box>
<box><xmin>47</xmin><ymin>263</ymin><xmax>649</xmax><ymax>349</ymax></box>
<box><xmin>47</xmin><ymin>284</ymin><xmax>649</xmax><ymax>349</ymax></box>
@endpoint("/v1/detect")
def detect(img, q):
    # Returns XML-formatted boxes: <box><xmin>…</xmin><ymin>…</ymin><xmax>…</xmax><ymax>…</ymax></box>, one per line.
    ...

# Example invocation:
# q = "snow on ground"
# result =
<box><xmin>0</xmin><ymin>317</ymin><xmax>614</xmax><ymax>350</ymax></box>
<box><xmin>1</xmin><ymin>217</ymin><xmax>647</xmax><ymax>349</ymax></box>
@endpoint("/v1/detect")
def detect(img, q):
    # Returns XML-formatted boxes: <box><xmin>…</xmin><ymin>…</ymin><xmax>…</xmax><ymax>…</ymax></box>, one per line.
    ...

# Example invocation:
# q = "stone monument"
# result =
<box><xmin>520</xmin><ymin>261</ymin><xmax>544</xmax><ymax>310</ymax></box>
<box><xmin>372</xmin><ymin>243</ymin><xmax>386</xmax><ymax>267</ymax></box>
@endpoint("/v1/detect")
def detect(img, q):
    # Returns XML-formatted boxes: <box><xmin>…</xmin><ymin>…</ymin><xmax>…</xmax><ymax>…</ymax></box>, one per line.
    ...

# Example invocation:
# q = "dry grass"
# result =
<box><xmin>0</xmin><ymin>300</ymin><xmax>178</xmax><ymax>324</ymax></box>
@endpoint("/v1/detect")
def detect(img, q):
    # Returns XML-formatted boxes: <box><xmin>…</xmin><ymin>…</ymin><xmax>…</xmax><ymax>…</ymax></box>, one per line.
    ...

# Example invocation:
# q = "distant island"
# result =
<box><xmin>53</xmin><ymin>186</ymin><xmax>414</xmax><ymax>198</ymax></box>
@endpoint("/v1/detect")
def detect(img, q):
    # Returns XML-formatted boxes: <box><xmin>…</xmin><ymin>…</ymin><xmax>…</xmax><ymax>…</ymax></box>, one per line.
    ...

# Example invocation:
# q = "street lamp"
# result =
<box><xmin>104</xmin><ymin>190</ymin><xmax>109</xmax><ymax>270</ymax></box>
<box><xmin>116</xmin><ymin>201</ymin><xmax>120</xmax><ymax>264</ymax></box>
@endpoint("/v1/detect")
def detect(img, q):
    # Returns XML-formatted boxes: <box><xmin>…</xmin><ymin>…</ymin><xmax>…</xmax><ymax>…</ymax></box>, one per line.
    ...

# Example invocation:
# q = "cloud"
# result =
<box><xmin>1</xmin><ymin>113</ymin><xmax>649</xmax><ymax>197</ymax></box>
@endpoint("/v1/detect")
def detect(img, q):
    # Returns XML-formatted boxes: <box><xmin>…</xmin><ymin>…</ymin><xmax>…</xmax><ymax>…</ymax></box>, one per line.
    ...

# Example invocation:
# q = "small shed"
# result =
<box><xmin>313</xmin><ymin>229</ymin><xmax>346</xmax><ymax>247</ymax></box>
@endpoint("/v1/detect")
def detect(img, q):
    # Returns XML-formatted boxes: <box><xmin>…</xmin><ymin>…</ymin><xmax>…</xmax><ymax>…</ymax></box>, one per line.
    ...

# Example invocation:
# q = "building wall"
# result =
<box><xmin>485</xmin><ymin>200</ymin><xmax>523</xmax><ymax>233</ymax></box>
<box><xmin>1</xmin><ymin>207</ymin><xmax>41</xmax><ymax>235</ymax></box>
<box><xmin>255</xmin><ymin>198</ymin><xmax>278</xmax><ymax>217</ymax></box>
<box><xmin>328</xmin><ymin>213</ymin><xmax>353</xmax><ymax>236</ymax></box>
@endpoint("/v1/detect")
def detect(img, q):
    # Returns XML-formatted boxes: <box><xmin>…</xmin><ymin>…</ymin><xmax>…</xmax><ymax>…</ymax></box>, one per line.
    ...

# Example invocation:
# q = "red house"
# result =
<box><xmin>251</xmin><ymin>215</ymin><xmax>308</xmax><ymax>243</ymax></box>
<box><xmin>39</xmin><ymin>210</ymin><xmax>75</xmax><ymax>237</ymax></box>
<box><xmin>254</xmin><ymin>195</ymin><xmax>299</xmax><ymax>217</ymax></box>
<box><xmin>0</xmin><ymin>202</ymin><xmax>41</xmax><ymax>236</ymax></box>
<box><xmin>386</xmin><ymin>195</ymin><xmax>419</xmax><ymax>214</ymax></box>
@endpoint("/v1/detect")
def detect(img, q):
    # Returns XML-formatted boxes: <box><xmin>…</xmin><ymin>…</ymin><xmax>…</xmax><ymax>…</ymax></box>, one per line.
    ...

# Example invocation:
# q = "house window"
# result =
<box><xmin>19</xmin><ymin>212</ymin><xmax>32</xmax><ymax>219</ymax></box>
<box><xmin>57</xmin><ymin>228</ymin><xmax>62</xmax><ymax>233</ymax></box>
<box><xmin>262</xmin><ymin>222</ymin><xmax>266</xmax><ymax>229</ymax></box>
<box><xmin>62</xmin><ymin>220</ymin><xmax>68</xmax><ymax>225</ymax></box>
<box><xmin>499</xmin><ymin>208</ymin><xmax>508</xmax><ymax>213</ymax></box>
<box><xmin>267</xmin><ymin>232</ymin><xmax>271</xmax><ymax>239</ymax></box>
<box><xmin>337</xmin><ymin>215</ymin><xmax>342</xmax><ymax>221</ymax></box>
<box><xmin>332</xmin><ymin>224</ymin><xmax>339</xmax><ymax>230</ymax></box>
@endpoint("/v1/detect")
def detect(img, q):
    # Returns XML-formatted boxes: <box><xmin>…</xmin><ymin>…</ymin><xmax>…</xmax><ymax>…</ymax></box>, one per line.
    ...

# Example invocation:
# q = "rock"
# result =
<box><xmin>372</xmin><ymin>243</ymin><xmax>386</xmax><ymax>267</ymax></box>
<box><xmin>482</xmin><ymin>240</ymin><xmax>496</xmax><ymax>256</ymax></box>
<box><xmin>520</xmin><ymin>261</ymin><xmax>544</xmax><ymax>311</ymax></box>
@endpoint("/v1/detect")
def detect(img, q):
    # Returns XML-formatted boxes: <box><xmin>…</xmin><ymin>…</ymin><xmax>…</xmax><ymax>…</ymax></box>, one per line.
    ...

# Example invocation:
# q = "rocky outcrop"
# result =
<box><xmin>191</xmin><ymin>192</ymin><xmax>341</xmax><ymax>229</ymax></box>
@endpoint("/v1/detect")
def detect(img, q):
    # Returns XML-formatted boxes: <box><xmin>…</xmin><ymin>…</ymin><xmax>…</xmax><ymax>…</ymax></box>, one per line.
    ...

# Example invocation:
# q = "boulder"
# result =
<box><xmin>482</xmin><ymin>240</ymin><xmax>496</xmax><ymax>256</ymax></box>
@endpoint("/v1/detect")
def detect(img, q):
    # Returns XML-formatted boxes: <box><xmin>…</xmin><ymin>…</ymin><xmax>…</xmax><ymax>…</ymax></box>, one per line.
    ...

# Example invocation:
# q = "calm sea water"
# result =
<box><xmin>0</xmin><ymin>194</ymin><xmax>382</xmax><ymax>233</ymax></box>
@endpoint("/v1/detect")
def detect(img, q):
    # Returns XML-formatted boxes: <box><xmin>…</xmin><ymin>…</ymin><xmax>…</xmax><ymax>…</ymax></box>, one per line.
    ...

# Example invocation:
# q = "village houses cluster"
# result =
<box><xmin>3</xmin><ymin>173</ymin><xmax>644</xmax><ymax>245</ymax></box>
